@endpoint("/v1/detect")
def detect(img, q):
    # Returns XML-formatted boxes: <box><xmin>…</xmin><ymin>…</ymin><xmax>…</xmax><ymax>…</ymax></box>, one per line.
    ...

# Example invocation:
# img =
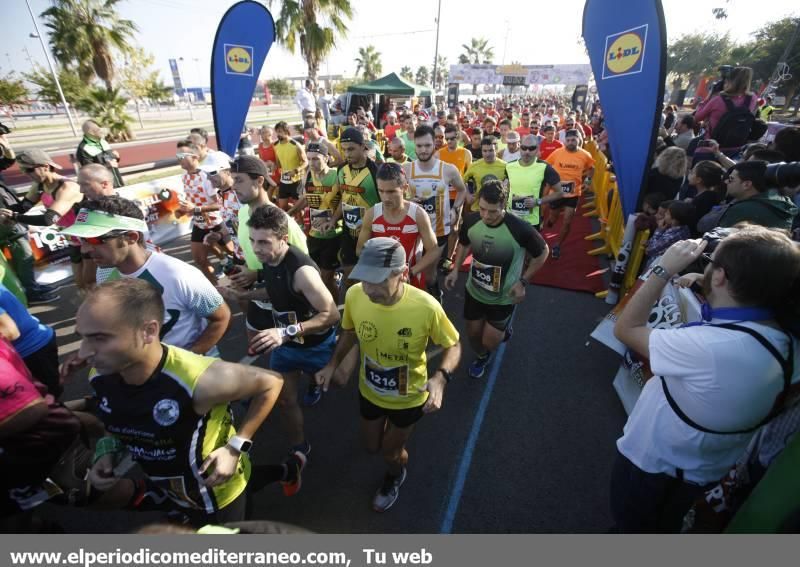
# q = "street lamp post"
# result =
<box><xmin>24</xmin><ymin>0</ymin><xmax>78</xmax><ymax>136</ymax></box>
<box><xmin>178</xmin><ymin>57</ymin><xmax>195</xmax><ymax>120</ymax></box>
<box><xmin>432</xmin><ymin>0</ymin><xmax>442</xmax><ymax>91</ymax></box>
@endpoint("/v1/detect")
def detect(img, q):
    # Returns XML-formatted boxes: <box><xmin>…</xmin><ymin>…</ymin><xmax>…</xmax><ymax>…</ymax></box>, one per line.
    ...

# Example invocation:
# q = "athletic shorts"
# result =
<box><xmin>340</xmin><ymin>231</ymin><xmax>358</xmax><ymax>267</ymax></box>
<box><xmin>436</xmin><ymin>235</ymin><xmax>449</xmax><ymax>250</ymax></box>
<box><xmin>246</xmin><ymin>300</ymin><xmax>273</xmax><ymax>331</ymax></box>
<box><xmin>463</xmin><ymin>290</ymin><xmax>515</xmax><ymax>331</ymax></box>
<box><xmin>278</xmin><ymin>181</ymin><xmax>301</xmax><ymax>200</ymax></box>
<box><xmin>549</xmin><ymin>197</ymin><xmax>579</xmax><ymax>210</ymax></box>
<box><xmin>191</xmin><ymin>223</ymin><xmax>230</xmax><ymax>244</ymax></box>
<box><xmin>270</xmin><ymin>330</ymin><xmax>336</xmax><ymax>375</ymax></box>
<box><xmin>308</xmin><ymin>235</ymin><xmax>341</xmax><ymax>271</ymax></box>
<box><xmin>359</xmin><ymin>393</ymin><xmax>425</xmax><ymax>429</ymax></box>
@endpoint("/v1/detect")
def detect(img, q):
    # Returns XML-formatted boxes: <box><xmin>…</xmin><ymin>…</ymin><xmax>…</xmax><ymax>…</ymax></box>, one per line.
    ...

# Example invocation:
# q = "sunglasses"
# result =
<box><xmin>79</xmin><ymin>231</ymin><xmax>127</xmax><ymax>246</ymax></box>
<box><xmin>445</xmin><ymin>136</ymin><xmax>458</xmax><ymax>141</ymax></box>
<box><xmin>520</xmin><ymin>145</ymin><xmax>538</xmax><ymax>151</ymax></box>
<box><xmin>20</xmin><ymin>165</ymin><xmax>43</xmax><ymax>174</ymax></box>
<box><xmin>176</xmin><ymin>152</ymin><xmax>198</xmax><ymax>159</ymax></box>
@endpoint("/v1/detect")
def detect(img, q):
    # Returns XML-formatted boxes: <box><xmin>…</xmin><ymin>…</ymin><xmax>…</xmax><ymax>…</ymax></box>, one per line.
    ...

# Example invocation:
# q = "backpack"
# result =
<box><xmin>711</xmin><ymin>94</ymin><xmax>761</xmax><ymax>147</ymax></box>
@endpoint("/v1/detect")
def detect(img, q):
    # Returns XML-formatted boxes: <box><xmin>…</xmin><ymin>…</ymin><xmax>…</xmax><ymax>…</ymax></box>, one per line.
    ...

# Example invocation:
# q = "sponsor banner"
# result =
<box><xmin>211</xmin><ymin>1</ymin><xmax>276</xmax><ymax>156</ymax></box>
<box><xmin>14</xmin><ymin>175</ymin><xmax>192</xmax><ymax>285</ymax></box>
<box><xmin>582</xmin><ymin>0</ymin><xmax>667</xmax><ymax>216</ymax></box>
<box><xmin>448</xmin><ymin>64</ymin><xmax>592</xmax><ymax>86</ymax></box>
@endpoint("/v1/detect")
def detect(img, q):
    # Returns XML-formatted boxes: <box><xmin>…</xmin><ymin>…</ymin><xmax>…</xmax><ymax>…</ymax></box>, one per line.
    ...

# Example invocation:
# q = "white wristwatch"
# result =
<box><xmin>227</xmin><ymin>435</ymin><xmax>252</xmax><ymax>454</ymax></box>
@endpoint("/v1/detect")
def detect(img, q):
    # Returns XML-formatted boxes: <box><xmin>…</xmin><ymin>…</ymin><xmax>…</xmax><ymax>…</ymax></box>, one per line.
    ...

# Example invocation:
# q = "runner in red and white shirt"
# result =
<box><xmin>356</xmin><ymin>162</ymin><xmax>440</xmax><ymax>290</ymax></box>
<box><xmin>538</xmin><ymin>125</ymin><xmax>564</xmax><ymax>160</ymax></box>
<box><xmin>175</xmin><ymin>139</ymin><xmax>233</xmax><ymax>285</ymax></box>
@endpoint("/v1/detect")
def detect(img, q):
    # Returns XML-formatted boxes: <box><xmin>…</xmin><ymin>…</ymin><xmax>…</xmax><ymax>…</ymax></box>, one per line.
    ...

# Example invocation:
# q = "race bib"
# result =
<box><xmin>364</xmin><ymin>355</ymin><xmax>408</xmax><ymax>397</ymax></box>
<box><xmin>418</xmin><ymin>194</ymin><xmax>437</xmax><ymax>224</ymax></box>
<box><xmin>280</xmin><ymin>171</ymin><xmax>294</xmax><ymax>184</ymax></box>
<box><xmin>310</xmin><ymin>208</ymin><xmax>332</xmax><ymax>234</ymax></box>
<box><xmin>343</xmin><ymin>203</ymin><xmax>364</xmax><ymax>232</ymax></box>
<box><xmin>471</xmin><ymin>259</ymin><xmax>502</xmax><ymax>293</ymax></box>
<box><xmin>272</xmin><ymin>310</ymin><xmax>304</xmax><ymax>344</ymax></box>
<box><xmin>510</xmin><ymin>196</ymin><xmax>531</xmax><ymax>217</ymax></box>
<box><xmin>561</xmin><ymin>181</ymin><xmax>575</xmax><ymax>194</ymax></box>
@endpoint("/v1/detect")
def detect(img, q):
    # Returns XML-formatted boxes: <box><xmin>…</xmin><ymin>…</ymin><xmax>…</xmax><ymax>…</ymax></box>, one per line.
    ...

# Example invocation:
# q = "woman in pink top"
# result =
<box><xmin>695</xmin><ymin>66</ymin><xmax>758</xmax><ymax>142</ymax></box>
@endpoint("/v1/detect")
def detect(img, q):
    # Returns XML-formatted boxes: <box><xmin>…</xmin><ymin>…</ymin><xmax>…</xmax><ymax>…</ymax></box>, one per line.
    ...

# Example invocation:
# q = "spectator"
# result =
<box><xmin>76</xmin><ymin>120</ymin><xmax>124</xmax><ymax>188</ymax></box>
<box><xmin>662</xmin><ymin>105</ymin><xmax>677</xmax><ymax>134</ymax></box>
<box><xmin>672</xmin><ymin>115</ymin><xmax>695</xmax><ymax>151</ymax></box>
<box><xmin>695</xmin><ymin>66</ymin><xmax>758</xmax><ymax>154</ymax></box>
<box><xmin>644</xmin><ymin>200</ymin><xmax>694</xmax><ymax>263</ymax></box>
<box><xmin>645</xmin><ymin>147</ymin><xmax>687</xmax><ymax>199</ymax></box>
<box><xmin>686</xmin><ymin>161</ymin><xmax>724</xmax><ymax>232</ymax></box>
<box><xmin>634</xmin><ymin>192</ymin><xmax>666</xmax><ymax>233</ymax></box>
<box><xmin>717</xmin><ymin>160</ymin><xmax>797</xmax><ymax>230</ymax></box>
<box><xmin>294</xmin><ymin>79</ymin><xmax>317</xmax><ymax>115</ymax></box>
<box><xmin>317</xmin><ymin>87</ymin><xmax>333</xmax><ymax>131</ymax></box>
<box><xmin>772</xmin><ymin>126</ymin><xmax>800</xmax><ymax>163</ymax></box>
<box><xmin>612</xmin><ymin>226</ymin><xmax>800</xmax><ymax>532</ymax></box>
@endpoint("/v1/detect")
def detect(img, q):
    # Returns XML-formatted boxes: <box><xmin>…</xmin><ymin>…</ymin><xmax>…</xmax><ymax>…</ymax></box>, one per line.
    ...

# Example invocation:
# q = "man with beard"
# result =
<box><xmin>403</xmin><ymin>125</ymin><xmax>467</xmax><ymax>302</ymax></box>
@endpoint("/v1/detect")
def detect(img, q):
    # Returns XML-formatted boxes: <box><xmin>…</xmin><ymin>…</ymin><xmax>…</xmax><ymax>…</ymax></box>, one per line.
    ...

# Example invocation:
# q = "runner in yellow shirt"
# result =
<box><xmin>315</xmin><ymin>238</ymin><xmax>461</xmax><ymax>513</ymax></box>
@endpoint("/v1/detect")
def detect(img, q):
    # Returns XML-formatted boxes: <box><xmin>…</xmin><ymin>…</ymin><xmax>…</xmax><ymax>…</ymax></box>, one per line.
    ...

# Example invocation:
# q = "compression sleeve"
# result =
<box><xmin>16</xmin><ymin>209</ymin><xmax>61</xmax><ymax>226</ymax></box>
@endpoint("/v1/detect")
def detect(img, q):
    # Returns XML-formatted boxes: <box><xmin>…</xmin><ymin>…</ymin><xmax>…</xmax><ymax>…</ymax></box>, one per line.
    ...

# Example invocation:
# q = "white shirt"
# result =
<box><xmin>317</xmin><ymin>94</ymin><xmax>332</xmax><ymax>120</ymax></box>
<box><xmin>97</xmin><ymin>252</ymin><xmax>224</xmax><ymax>350</ymax></box>
<box><xmin>294</xmin><ymin>87</ymin><xmax>316</xmax><ymax>114</ymax></box>
<box><xmin>617</xmin><ymin>321</ymin><xmax>798</xmax><ymax>484</ymax></box>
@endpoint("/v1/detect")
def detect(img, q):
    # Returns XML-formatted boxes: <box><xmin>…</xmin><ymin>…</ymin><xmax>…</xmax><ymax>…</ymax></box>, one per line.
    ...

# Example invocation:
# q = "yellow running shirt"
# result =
<box><xmin>274</xmin><ymin>139</ymin><xmax>304</xmax><ymax>183</ymax></box>
<box><xmin>342</xmin><ymin>283</ymin><xmax>459</xmax><ymax>410</ymax></box>
<box><xmin>463</xmin><ymin>159</ymin><xmax>508</xmax><ymax>211</ymax></box>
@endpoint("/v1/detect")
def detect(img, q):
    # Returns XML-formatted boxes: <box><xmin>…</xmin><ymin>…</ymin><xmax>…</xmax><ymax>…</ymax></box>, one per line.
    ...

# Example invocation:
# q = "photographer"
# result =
<box><xmin>717</xmin><ymin>161</ymin><xmax>797</xmax><ymax>230</ymax></box>
<box><xmin>695</xmin><ymin>66</ymin><xmax>759</xmax><ymax>157</ymax></box>
<box><xmin>611</xmin><ymin>226</ymin><xmax>800</xmax><ymax>532</ymax></box>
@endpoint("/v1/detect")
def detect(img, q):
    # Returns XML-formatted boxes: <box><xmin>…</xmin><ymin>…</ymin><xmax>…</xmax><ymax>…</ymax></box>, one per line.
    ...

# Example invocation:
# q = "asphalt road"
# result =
<box><xmin>31</xmin><ymin>236</ymin><xmax>626</xmax><ymax>534</ymax></box>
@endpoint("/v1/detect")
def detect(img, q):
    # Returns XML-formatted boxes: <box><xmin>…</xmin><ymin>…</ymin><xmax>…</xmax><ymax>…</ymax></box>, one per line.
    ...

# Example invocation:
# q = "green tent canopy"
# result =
<box><xmin>347</xmin><ymin>72</ymin><xmax>432</xmax><ymax>97</ymax></box>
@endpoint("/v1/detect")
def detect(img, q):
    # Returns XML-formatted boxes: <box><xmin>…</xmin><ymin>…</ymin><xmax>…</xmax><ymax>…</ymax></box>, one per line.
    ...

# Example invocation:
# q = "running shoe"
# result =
<box><xmin>303</xmin><ymin>383</ymin><xmax>323</xmax><ymax>407</ymax></box>
<box><xmin>551</xmin><ymin>245</ymin><xmax>561</xmax><ymax>260</ymax></box>
<box><xmin>281</xmin><ymin>451</ymin><xmax>307</xmax><ymax>497</ymax></box>
<box><xmin>372</xmin><ymin>466</ymin><xmax>407</xmax><ymax>512</ymax></box>
<box><xmin>468</xmin><ymin>352</ymin><xmax>492</xmax><ymax>379</ymax></box>
<box><xmin>26</xmin><ymin>290</ymin><xmax>60</xmax><ymax>305</ymax></box>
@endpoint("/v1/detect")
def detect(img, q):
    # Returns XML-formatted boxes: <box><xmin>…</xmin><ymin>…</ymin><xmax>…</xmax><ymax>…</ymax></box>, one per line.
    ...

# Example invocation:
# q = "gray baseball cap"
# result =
<box><xmin>16</xmin><ymin>149</ymin><xmax>61</xmax><ymax>170</ymax></box>
<box><xmin>349</xmin><ymin>237</ymin><xmax>407</xmax><ymax>284</ymax></box>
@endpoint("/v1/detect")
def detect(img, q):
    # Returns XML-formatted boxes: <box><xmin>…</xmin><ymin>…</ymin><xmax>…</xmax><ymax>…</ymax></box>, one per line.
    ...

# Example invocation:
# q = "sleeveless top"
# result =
<box><xmin>38</xmin><ymin>179</ymin><xmax>77</xmax><ymax>227</ymax></box>
<box><xmin>89</xmin><ymin>346</ymin><xmax>249</xmax><ymax>513</ymax></box>
<box><xmin>408</xmin><ymin>159</ymin><xmax>451</xmax><ymax>238</ymax></box>
<box><xmin>261</xmin><ymin>245</ymin><xmax>335</xmax><ymax>348</ymax></box>
<box><xmin>371</xmin><ymin>202</ymin><xmax>425</xmax><ymax>289</ymax></box>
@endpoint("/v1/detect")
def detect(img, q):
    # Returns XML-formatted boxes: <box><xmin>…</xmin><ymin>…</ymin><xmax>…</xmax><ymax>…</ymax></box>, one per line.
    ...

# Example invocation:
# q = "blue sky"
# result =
<box><xmin>3</xmin><ymin>0</ymin><xmax>798</xmax><ymax>89</ymax></box>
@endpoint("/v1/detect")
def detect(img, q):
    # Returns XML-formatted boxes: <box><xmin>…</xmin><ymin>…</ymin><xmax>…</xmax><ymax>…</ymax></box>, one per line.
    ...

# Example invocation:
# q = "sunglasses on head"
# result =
<box><xmin>520</xmin><ymin>145</ymin><xmax>538</xmax><ymax>151</ymax></box>
<box><xmin>176</xmin><ymin>152</ymin><xmax>198</xmax><ymax>159</ymax></box>
<box><xmin>79</xmin><ymin>230</ymin><xmax>127</xmax><ymax>246</ymax></box>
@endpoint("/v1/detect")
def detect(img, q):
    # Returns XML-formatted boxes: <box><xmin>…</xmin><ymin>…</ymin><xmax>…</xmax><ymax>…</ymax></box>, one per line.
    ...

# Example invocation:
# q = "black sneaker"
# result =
<box><xmin>551</xmin><ymin>245</ymin><xmax>561</xmax><ymax>260</ymax></box>
<box><xmin>27</xmin><ymin>291</ymin><xmax>60</xmax><ymax>305</ymax></box>
<box><xmin>280</xmin><ymin>450</ymin><xmax>307</xmax><ymax>497</ymax></box>
<box><xmin>372</xmin><ymin>466</ymin><xmax>407</xmax><ymax>512</ymax></box>
<box><xmin>289</xmin><ymin>440</ymin><xmax>311</xmax><ymax>457</ymax></box>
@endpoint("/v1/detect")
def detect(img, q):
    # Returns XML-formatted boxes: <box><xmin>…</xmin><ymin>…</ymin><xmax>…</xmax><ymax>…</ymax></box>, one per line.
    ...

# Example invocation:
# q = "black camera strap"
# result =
<box><xmin>660</xmin><ymin>322</ymin><xmax>794</xmax><ymax>435</ymax></box>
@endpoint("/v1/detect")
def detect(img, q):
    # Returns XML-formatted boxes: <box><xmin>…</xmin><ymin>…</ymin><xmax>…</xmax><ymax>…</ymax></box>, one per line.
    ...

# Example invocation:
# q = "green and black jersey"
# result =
<box><xmin>459</xmin><ymin>212</ymin><xmax>547</xmax><ymax>305</ymax></box>
<box><xmin>89</xmin><ymin>345</ymin><xmax>250</xmax><ymax>513</ymax></box>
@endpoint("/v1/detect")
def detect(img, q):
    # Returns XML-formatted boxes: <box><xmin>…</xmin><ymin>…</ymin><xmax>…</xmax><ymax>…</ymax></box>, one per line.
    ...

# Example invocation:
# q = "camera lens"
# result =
<box><xmin>764</xmin><ymin>162</ymin><xmax>800</xmax><ymax>189</ymax></box>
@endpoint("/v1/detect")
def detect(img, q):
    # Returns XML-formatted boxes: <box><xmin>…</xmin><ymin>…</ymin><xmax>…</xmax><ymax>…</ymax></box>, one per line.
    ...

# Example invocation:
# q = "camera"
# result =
<box><xmin>710</xmin><ymin>65</ymin><xmax>734</xmax><ymax>95</ymax></box>
<box><xmin>702</xmin><ymin>227</ymin><xmax>738</xmax><ymax>254</ymax></box>
<box><xmin>765</xmin><ymin>161</ymin><xmax>800</xmax><ymax>189</ymax></box>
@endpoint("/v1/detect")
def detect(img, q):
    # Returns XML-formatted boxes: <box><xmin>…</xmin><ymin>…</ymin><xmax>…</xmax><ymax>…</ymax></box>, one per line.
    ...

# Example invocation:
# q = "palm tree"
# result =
<box><xmin>355</xmin><ymin>46</ymin><xmax>382</xmax><ymax>81</ymax></box>
<box><xmin>40</xmin><ymin>0</ymin><xmax>139</xmax><ymax>91</ymax></box>
<box><xmin>275</xmin><ymin>0</ymin><xmax>353</xmax><ymax>82</ymax></box>
<box><xmin>432</xmin><ymin>55</ymin><xmax>448</xmax><ymax>88</ymax></box>
<box><xmin>400</xmin><ymin>66</ymin><xmax>413</xmax><ymax>82</ymax></box>
<box><xmin>459</xmin><ymin>37</ymin><xmax>495</xmax><ymax>94</ymax></box>
<box><xmin>76</xmin><ymin>87</ymin><xmax>134</xmax><ymax>141</ymax></box>
<box><xmin>416</xmin><ymin>66</ymin><xmax>429</xmax><ymax>86</ymax></box>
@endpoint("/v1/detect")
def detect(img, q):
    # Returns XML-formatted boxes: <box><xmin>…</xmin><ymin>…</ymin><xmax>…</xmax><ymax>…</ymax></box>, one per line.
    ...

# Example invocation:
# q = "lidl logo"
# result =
<box><xmin>602</xmin><ymin>25</ymin><xmax>647</xmax><ymax>80</ymax></box>
<box><xmin>225</xmin><ymin>44</ymin><xmax>254</xmax><ymax>76</ymax></box>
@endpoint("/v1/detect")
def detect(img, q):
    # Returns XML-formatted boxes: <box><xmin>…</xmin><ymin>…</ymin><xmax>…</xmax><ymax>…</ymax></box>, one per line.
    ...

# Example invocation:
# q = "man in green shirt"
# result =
<box><xmin>444</xmin><ymin>181</ymin><xmax>548</xmax><ymax>378</ymax></box>
<box><xmin>463</xmin><ymin>138</ymin><xmax>508</xmax><ymax>212</ymax></box>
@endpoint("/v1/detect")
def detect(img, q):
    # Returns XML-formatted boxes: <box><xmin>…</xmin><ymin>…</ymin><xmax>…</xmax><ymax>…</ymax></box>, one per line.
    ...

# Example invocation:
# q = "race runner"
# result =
<box><xmin>505</xmin><ymin>134</ymin><xmax>563</xmax><ymax>229</ymax></box>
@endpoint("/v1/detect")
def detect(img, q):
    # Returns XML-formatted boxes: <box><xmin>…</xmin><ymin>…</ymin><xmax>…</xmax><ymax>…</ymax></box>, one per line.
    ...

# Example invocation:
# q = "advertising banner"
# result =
<box><xmin>211</xmin><ymin>1</ymin><xmax>276</xmax><ymax>156</ymax></box>
<box><xmin>448</xmin><ymin>64</ymin><xmax>592</xmax><ymax>86</ymax></box>
<box><xmin>582</xmin><ymin>0</ymin><xmax>667</xmax><ymax>216</ymax></box>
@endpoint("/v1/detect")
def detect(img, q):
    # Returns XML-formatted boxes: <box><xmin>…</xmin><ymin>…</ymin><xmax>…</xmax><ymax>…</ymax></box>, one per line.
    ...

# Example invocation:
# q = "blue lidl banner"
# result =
<box><xmin>582</xmin><ymin>0</ymin><xmax>666</xmax><ymax>216</ymax></box>
<box><xmin>211</xmin><ymin>1</ymin><xmax>276</xmax><ymax>156</ymax></box>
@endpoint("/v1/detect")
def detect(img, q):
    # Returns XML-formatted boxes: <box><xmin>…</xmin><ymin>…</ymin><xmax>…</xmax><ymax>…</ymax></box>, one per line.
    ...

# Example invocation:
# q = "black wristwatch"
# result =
<box><xmin>518</xmin><ymin>277</ymin><xmax>528</xmax><ymax>287</ymax></box>
<box><xmin>651</xmin><ymin>265</ymin><xmax>672</xmax><ymax>281</ymax></box>
<box><xmin>437</xmin><ymin>368</ymin><xmax>454</xmax><ymax>383</ymax></box>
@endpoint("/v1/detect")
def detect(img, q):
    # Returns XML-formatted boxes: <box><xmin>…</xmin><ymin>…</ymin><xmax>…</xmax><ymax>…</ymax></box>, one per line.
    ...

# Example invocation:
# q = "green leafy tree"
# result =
<box><xmin>117</xmin><ymin>47</ymin><xmax>158</xmax><ymax>127</ymax></box>
<box><xmin>333</xmin><ymin>77</ymin><xmax>359</xmax><ymax>93</ymax></box>
<box><xmin>267</xmin><ymin>78</ymin><xmax>291</xmax><ymax>104</ymax></box>
<box><xmin>400</xmin><ymin>66</ymin><xmax>413</xmax><ymax>82</ymax></box>
<box><xmin>144</xmin><ymin>77</ymin><xmax>173</xmax><ymax>107</ymax></box>
<box><xmin>741</xmin><ymin>17</ymin><xmax>800</xmax><ymax>114</ymax></box>
<box><xmin>24</xmin><ymin>65</ymin><xmax>88</xmax><ymax>108</ymax></box>
<box><xmin>275</xmin><ymin>0</ymin><xmax>353</xmax><ymax>81</ymax></box>
<box><xmin>40</xmin><ymin>0</ymin><xmax>138</xmax><ymax>90</ymax></box>
<box><xmin>355</xmin><ymin>45</ymin><xmax>382</xmax><ymax>81</ymax></box>
<box><xmin>666</xmin><ymin>32</ymin><xmax>732</xmax><ymax>94</ymax></box>
<box><xmin>459</xmin><ymin>38</ymin><xmax>494</xmax><ymax>94</ymax></box>
<box><xmin>415</xmin><ymin>66</ymin><xmax>429</xmax><ymax>86</ymax></box>
<box><xmin>76</xmin><ymin>87</ymin><xmax>133</xmax><ymax>141</ymax></box>
<box><xmin>0</xmin><ymin>74</ymin><xmax>28</xmax><ymax>107</ymax></box>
